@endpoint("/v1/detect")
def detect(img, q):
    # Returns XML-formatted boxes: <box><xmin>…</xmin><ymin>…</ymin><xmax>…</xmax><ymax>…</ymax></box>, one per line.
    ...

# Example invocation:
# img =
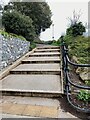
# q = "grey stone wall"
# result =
<box><xmin>0</xmin><ymin>34</ymin><xmax>30</xmax><ymax>70</ymax></box>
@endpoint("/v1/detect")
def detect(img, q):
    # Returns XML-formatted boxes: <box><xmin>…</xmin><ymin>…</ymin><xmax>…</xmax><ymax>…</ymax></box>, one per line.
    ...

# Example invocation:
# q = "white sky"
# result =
<box><xmin>40</xmin><ymin>0</ymin><xmax>88</xmax><ymax>41</ymax></box>
<box><xmin>1</xmin><ymin>0</ymin><xmax>89</xmax><ymax>41</ymax></box>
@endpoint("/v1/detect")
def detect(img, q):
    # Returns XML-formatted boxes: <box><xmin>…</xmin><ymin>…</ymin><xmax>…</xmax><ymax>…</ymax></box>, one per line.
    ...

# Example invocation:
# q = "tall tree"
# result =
<box><xmin>4</xmin><ymin>2</ymin><xmax>52</xmax><ymax>35</ymax></box>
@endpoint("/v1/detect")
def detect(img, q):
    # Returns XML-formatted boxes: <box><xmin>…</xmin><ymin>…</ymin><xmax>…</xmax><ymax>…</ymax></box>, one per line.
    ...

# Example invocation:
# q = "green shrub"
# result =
<box><xmin>64</xmin><ymin>35</ymin><xmax>90</xmax><ymax>64</ymax></box>
<box><xmin>2</xmin><ymin>10</ymin><xmax>35</xmax><ymax>42</ymax></box>
<box><xmin>30</xmin><ymin>42</ymin><xmax>36</xmax><ymax>50</ymax></box>
<box><xmin>66</xmin><ymin>22</ymin><xmax>86</xmax><ymax>37</ymax></box>
<box><xmin>77</xmin><ymin>90</ymin><xmax>90</xmax><ymax>103</ymax></box>
<box><xmin>51</xmin><ymin>39</ymin><xmax>60</xmax><ymax>46</ymax></box>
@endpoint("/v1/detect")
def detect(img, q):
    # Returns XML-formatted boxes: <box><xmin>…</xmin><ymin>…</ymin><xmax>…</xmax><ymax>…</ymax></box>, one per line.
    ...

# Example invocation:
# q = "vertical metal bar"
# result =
<box><xmin>64</xmin><ymin>48</ymin><xmax>70</xmax><ymax>93</ymax></box>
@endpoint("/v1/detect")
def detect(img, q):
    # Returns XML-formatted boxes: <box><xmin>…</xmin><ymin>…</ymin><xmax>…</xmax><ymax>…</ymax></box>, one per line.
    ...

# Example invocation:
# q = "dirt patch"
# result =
<box><xmin>69</xmin><ymin>70</ymin><xmax>90</xmax><ymax>108</ymax></box>
<box><xmin>58</xmin><ymin>96</ymin><xmax>90</xmax><ymax>120</ymax></box>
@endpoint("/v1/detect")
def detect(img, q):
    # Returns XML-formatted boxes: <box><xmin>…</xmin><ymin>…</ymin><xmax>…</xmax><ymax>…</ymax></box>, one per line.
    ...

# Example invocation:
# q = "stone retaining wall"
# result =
<box><xmin>0</xmin><ymin>34</ymin><xmax>30</xmax><ymax>70</ymax></box>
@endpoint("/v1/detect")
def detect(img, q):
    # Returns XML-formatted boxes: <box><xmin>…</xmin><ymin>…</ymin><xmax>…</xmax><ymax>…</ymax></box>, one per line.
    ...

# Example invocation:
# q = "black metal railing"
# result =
<box><xmin>61</xmin><ymin>38</ymin><xmax>90</xmax><ymax>113</ymax></box>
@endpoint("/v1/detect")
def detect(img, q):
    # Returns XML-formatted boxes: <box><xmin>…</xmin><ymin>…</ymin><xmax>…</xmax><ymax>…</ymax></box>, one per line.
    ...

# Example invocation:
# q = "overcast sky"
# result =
<box><xmin>40</xmin><ymin>0</ymin><xmax>88</xmax><ymax>41</ymax></box>
<box><xmin>1</xmin><ymin>0</ymin><xmax>88</xmax><ymax>41</ymax></box>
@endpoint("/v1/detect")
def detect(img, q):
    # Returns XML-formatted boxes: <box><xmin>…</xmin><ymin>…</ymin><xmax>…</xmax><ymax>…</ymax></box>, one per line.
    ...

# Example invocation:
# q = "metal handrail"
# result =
<box><xmin>66</xmin><ymin>55</ymin><xmax>90</xmax><ymax>67</ymax></box>
<box><xmin>61</xmin><ymin>38</ymin><xmax>90</xmax><ymax>113</ymax></box>
<box><xmin>66</xmin><ymin>71</ymin><xmax>90</xmax><ymax>90</ymax></box>
<box><xmin>66</xmin><ymin>86</ymin><xmax>90</xmax><ymax>113</ymax></box>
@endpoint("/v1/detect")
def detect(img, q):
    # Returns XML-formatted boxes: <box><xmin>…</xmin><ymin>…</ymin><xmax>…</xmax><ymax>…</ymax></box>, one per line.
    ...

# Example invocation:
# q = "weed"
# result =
<box><xmin>77</xmin><ymin>90</ymin><xmax>90</xmax><ymax>103</ymax></box>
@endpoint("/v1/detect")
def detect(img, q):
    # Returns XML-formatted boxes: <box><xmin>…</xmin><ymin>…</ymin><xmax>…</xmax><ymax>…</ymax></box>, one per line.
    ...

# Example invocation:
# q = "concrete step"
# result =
<box><xmin>29</xmin><ymin>52</ymin><xmax>60</xmax><ymax>57</ymax></box>
<box><xmin>1</xmin><ymin>74</ymin><xmax>63</xmax><ymax>97</ymax></box>
<box><xmin>10</xmin><ymin>63</ymin><xmax>61</xmax><ymax>75</ymax></box>
<box><xmin>22</xmin><ymin>56</ymin><xmax>61</xmax><ymax>64</ymax></box>
<box><xmin>37</xmin><ymin>46</ymin><xmax>60</xmax><ymax>49</ymax></box>
<box><xmin>1</xmin><ymin>96</ymin><xmax>78</xmax><ymax>118</ymax></box>
<box><xmin>1</xmin><ymin>96</ymin><xmax>60</xmax><ymax>118</ymax></box>
<box><xmin>34</xmin><ymin>49</ymin><xmax>60</xmax><ymax>53</ymax></box>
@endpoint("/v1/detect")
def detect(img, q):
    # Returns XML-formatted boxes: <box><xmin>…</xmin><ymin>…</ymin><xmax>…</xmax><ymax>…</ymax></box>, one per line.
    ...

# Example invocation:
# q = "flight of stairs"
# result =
<box><xmin>1</xmin><ymin>45</ymin><xmax>63</xmax><ymax>97</ymax></box>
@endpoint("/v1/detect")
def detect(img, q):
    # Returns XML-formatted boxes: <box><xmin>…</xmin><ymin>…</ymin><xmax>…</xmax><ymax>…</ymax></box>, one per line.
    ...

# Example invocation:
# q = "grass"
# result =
<box><xmin>0</xmin><ymin>29</ymin><xmax>26</xmax><ymax>41</ymax></box>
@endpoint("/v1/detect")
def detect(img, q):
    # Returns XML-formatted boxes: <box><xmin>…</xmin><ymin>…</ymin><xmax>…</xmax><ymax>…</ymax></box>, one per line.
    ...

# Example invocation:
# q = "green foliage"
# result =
<box><xmin>0</xmin><ymin>29</ymin><xmax>26</xmax><ymax>40</ymax></box>
<box><xmin>0</xmin><ymin>30</ymin><xmax>9</xmax><ymax>38</ymax></box>
<box><xmin>64</xmin><ymin>35</ymin><xmax>90</xmax><ymax>64</ymax></box>
<box><xmin>51</xmin><ymin>39</ymin><xmax>60</xmax><ymax>46</ymax></box>
<box><xmin>43</xmin><ymin>40</ymin><xmax>53</xmax><ymax>45</ymax></box>
<box><xmin>85</xmin><ymin>81</ymin><xmax>90</xmax><ymax>86</ymax></box>
<box><xmin>66</xmin><ymin>22</ymin><xmax>86</xmax><ymax>37</ymax></box>
<box><xmin>77</xmin><ymin>90</ymin><xmax>90</xmax><ymax>102</ymax></box>
<box><xmin>2</xmin><ymin>10</ymin><xmax>35</xmax><ymax>42</ymax></box>
<box><xmin>30</xmin><ymin>42</ymin><xmax>36</xmax><ymax>50</ymax></box>
<box><xmin>4</xmin><ymin>2</ymin><xmax>52</xmax><ymax>36</ymax></box>
<box><xmin>64</xmin><ymin>12</ymin><xmax>88</xmax><ymax>63</ymax></box>
<box><xmin>33</xmin><ymin>37</ymin><xmax>43</xmax><ymax>44</ymax></box>
<box><xmin>42</xmin><ymin>39</ymin><xmax>60</xmax><ymax>46</ymax></box>
<box><xmin>64</xmin><ymin>35</ymin><xmax>74</xmax><ymax>45</ymax></box>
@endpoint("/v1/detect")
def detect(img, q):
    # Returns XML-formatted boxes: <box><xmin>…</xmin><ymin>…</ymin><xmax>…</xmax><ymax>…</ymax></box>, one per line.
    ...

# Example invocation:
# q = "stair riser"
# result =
<box><xmin>22</xmin><ymin>61</ymin><xmax>60</xmax><ymax>64</ymax></box>
<box><xmin>29</xmin><ymin>54</ymin><xmax>60</xmax><ymax>57</ymax></box>
<box><xmin>10</xmin><ymin>71</ymin><xmax>61</xmax><ymax>75</ymax></box>
<box><xmin>1</xmin><ymin>91</ymin><xmax>62</xmax><ymax>98</ymax></box>
<box><xmin>37</xmin><ymin>47</ymin><xmax>60</xmax><ymax>49</ymax></box>
<box><xmin>34</xmin><ymin>50</ymin><xmax>60</xmax><ymax>53</ymax></box>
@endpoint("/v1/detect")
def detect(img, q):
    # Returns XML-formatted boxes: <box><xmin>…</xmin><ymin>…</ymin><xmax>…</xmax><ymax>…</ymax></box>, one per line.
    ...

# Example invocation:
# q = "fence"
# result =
<box><xmin>61</xmin><ymin>38</ymin><xmax>90</xmax><ymax>113</ymax></box>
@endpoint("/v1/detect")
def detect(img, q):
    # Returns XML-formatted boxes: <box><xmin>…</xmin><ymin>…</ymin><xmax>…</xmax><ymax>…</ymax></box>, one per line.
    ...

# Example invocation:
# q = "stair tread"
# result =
<box><xmin>30</xmin><ymin>52</ymin><xmax>60</xmax><ymax>56</ymax></box>
<box><xmin>37</xmin><ymin>46</ymin><xmax>60</xmax><ymax>49</ymax></box>
<box><xmin>22</xmin><ymin>56</ymin><xmax>60</xmax><ymax>62</ymax></box>
<box><xmin>1</xmin><ymin>74</ymin><xmax>62</xmax><ymax>93</ymax></box>
<box><xmin>11</xmin><ymin>63</ymin><xmax>61</xmax><ymax>72</ymax></box>
<box><xmin>35</xmin><ymin>49</ymin><xmax>60</xmax><ymax>52</ymax></box>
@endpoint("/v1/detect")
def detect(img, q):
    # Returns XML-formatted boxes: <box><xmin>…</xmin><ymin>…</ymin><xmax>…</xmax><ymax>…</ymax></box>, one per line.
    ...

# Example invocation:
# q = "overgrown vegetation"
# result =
<box><xmin>64</xmin><ymin>11</ymin><xmax>90</xmax><ymax>105</ymax></box>
<box><xmin>60</xmin><ymin>11</ymin><xmax>89</xmax><ymax>64</ymax></box>
<box><xmin>64</xmin><ymin>35</ymin><xmax>90</xmax><ymax>64</ymax></box>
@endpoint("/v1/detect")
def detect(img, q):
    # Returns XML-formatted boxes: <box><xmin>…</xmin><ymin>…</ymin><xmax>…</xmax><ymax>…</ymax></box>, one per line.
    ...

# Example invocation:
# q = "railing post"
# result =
<box><xmin>64</xmin><ymin>48</ymin><xmax>71</xmax><ymax>94</ymax></box>
<box><xmin>65</xmin><ymin>48</ymin><xmax>68</xmax><ymax>72</ymax></box>
<box><xmin>62</xmin><ymin>42</ymin><xmax>65</xmax><ymax>70</ymax></box>
<box><xmin>61</xmin><ymin>37</ymin><xmax>65</xmax><ymax>70</ymax></box>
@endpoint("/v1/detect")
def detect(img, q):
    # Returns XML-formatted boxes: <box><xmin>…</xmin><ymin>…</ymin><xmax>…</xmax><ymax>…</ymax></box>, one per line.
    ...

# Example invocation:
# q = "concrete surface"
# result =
<box><xmin>35</xmin><ymin>49</ymin><xmax>60</xmax><ymax>52</ymax></box>
<box><xmin>30</xmin><ymin>52</ymin><xmax>60</xmax><ymax>56</ymax></box>
<box><xmin>22</xmin><ymin>56</ymin><xmax>60</xmax><ymax>62</ymax></box>
<box><xmin>0</xmin><ymin>48</ymin><xmax>37</xmax><ymax>80</ymax></box>
<box><xmin>10</xmin><ymin>63</ymin><xmax>61</xmax><ymax>72</ymax></box>
<box><xmin>0</xmin><ymin>45</ymin><xmax>70</xmax><ymax>118</ymax></box>
<box><xmin>1</xmin><ymin>75</ymin><xmax>62</xmax><ymax>92</ymax></box>
<box><xmin>37</xmin><ymin>46</ymin><xmax>60</xmax><ymax>49</ymax></box>
<box><xmin>0</xmin><ymin>96</ymin><xmax>78</xmax><ymax>119</ymax></box>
